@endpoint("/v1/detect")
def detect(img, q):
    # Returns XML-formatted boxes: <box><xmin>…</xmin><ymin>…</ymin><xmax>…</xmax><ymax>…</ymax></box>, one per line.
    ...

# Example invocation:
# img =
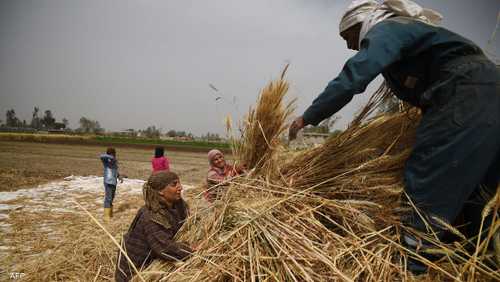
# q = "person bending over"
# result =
<box><xmin>288</xmin><ymin>0</ymin><xmax>500</xmax><ymax>273</ymax></box>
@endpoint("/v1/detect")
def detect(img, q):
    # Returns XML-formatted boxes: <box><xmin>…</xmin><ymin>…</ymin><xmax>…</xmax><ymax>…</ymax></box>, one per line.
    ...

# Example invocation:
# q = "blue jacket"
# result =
<box><xmin>303</xmin><ymin>17</ymin><xmax>484</xmax><ymax>126</ymax></box>
<box><xmin>100</xmin><ymin>153</ymin><xmax>119</xmax><ymax>185</ymax></box>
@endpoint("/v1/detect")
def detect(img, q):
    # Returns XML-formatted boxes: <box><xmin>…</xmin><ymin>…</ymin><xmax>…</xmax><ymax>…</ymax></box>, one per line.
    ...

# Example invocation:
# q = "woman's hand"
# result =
<box><xmin>234</xmin><ymin>163</ymin><xmax>247</xmax><ymax>174</ymax></box>
<box><xmin>191</xmin><ymin>244</ymin><xmax>199</xmax><ymax>252</ymax></box>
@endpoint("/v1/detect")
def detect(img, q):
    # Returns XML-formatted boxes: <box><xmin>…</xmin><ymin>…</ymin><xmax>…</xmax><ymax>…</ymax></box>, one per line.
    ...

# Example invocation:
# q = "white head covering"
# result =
<box><xmin>339</xmin><ymin>0</ymin><xmax>443</xmax><ymax>44</ymax></box>
<box><xmin>339</xmin><ymin>0</ymin><xmax>378</xmax><ymax>34</ymax></box>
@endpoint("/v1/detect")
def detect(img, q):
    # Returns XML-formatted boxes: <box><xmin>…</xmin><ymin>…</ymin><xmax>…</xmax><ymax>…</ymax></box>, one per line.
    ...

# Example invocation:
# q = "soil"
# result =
<box><xmin>0</xmin><ymin>141</ymin><xmax>214</xmax><ymax>192</ymax></box>
<box><xmin>0</xmin><ymin>141</ymin><xmax>217</xmax><ymax>280</ymax></box>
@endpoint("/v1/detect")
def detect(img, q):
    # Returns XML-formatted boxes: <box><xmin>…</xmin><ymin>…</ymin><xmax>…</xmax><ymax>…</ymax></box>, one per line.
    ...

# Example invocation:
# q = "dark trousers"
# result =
<box><xmin>104</xmin><ymin>183</ymin><xmax>117</xmax><ymax>208</ymax></box>
<box><xmin>404</xmin><ymin>56</ymin><xmax>500</xmax><ymax>240</ymax></box>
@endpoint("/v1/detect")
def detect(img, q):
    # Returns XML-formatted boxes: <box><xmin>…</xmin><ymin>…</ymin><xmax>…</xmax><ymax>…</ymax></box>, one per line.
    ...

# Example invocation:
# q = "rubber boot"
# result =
<box><xmin>406</xmin><ymin>256</ymin><xmax>429</xmax><ymax>275</ymax></box>
<box><xmin>402</xmin><ymin>232</ymin><xmax>443</xmax><ymax>275</ymax></box>
<box><xmin>104</xmin><ymin>207</ymin><xmax>112</xmax><ymax>221</ymax></box>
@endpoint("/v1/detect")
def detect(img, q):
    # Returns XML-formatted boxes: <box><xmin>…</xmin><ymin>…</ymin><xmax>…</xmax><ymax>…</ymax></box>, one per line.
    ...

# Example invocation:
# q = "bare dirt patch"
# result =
<box><xmin>0</xmin><ymin>141</ymin><xmax>211</xmax><ymax>191</ymax></box>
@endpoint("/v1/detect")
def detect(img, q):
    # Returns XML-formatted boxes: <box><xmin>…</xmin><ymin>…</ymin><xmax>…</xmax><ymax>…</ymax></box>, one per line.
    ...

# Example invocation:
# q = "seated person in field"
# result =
<box><xmin>205</xmin><ymin>149</ymin><xmax>245</xmax><ymax>202</ymax></box>
<box><xmin>151</xmin><ymin>146</ymin><xmax>170</xmax><ymax>173</ymax></box>
<box><xmin>115</xmin><ymin>171</ymin><xmax>194</xmax><ymax>282</ymax></box>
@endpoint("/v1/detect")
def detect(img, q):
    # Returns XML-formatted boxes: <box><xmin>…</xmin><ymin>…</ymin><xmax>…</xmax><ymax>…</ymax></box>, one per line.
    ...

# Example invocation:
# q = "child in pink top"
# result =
<box><xmin>152</xmin><ymin>146</ymin><xmax>170</xmax><ymax>172</ymax></box>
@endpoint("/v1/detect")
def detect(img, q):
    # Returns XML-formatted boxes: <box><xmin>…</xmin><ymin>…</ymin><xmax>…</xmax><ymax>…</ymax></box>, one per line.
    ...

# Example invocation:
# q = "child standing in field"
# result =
<box><xmin>152</xmin><ymin>146</ymin><xmax>170</xmax><ymax>173</ymax></box>
<box><xmin>100</xmin><ymin>147</ymin><xmax>123</xmax><ymax>220</ymax></box>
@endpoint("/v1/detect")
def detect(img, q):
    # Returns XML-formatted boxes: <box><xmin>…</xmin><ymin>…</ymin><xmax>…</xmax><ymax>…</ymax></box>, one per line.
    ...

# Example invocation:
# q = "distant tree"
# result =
<box><xmin>166</xmin><ymin>130</ymin><xmax>192</xmax><ymax>138</ymax></box>
<box><xmin>330</xmin><ymin>129</ymin><xmax>343</xmax><ymax>138</ymax></box>
<box><xmin>304</xmin><ymin>115</ymin><xmax>340</xmax><ymax>134</ymax></box>
<box><xmin>94</xmin><ymin>121</ymin><xmax>104</xmax><ymax>134</ymax></box>
<box><xmin>166</xmin><ymin>130</ymin><xmax>177</xmax><ymax>137</ymax></box>
<box><xmin>31</xmin><ymin>107</ymin><xmax>41</xmax><ymax>129</ymax></box>
<box><xmin>378</xmin><ymin>96</ymin><xmax>400</xmax><ymax>114</ymax></box>
<box><xmin>78</xmin><ymin>117</ymin><xmax>90</xmax><ymax>133</ymax></box>
<box><xmin>325</xmin><ymin>115</ymin><xmax>340</xmax><ymax>131</ymax></box>
<box><xmin>6</xmin><ymin>109</ymin><xmax>21</xmax><ymax>127</ymax></box>
<box><xmin>41</xmin><ymin>110</ymin><xmax>56</xmax><ymax>129</ymax></box>
<box><xmin>142</xmin><ymin>126</ymin><xmax>161</xmax><ymax>139</ymax></box>
<box><xmin>202</xmin><ymin>132</ymin><xmax>221</xmax><ymax>141</ymax></box>
<box><xmin>62</xmin><ymin>118</ymin><xmax>69</xmax><ymax>129</ymax></box>
<box><xmin>53</xmin><ymin>122</ymin><xmax>66</xmax><ymax>130</ymax></box>
<box><xmin>77</xmin><ymin>117</ymin><xmax>103</xmax><ymax>134</ymax></box>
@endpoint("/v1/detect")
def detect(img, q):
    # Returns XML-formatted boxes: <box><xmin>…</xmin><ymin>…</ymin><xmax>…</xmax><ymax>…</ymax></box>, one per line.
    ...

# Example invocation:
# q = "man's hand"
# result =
<box><xmin>289</xmin><ymin>116</ymin><xmax>305</xmax><ymax>141</ymax></box>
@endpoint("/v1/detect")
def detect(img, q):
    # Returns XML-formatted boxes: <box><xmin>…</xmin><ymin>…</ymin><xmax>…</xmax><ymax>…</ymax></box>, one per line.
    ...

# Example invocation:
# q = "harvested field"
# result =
<box><xmin>0</xmin><ymin>141</ymin><xmax>213</xmax><ymax>281</ymax></box>
<box><xmin>0</xmin><ymin>176</ymin><xmax>199</xmax><ymax>280</ymax></box>
<box><xmin>0</xmin><ymin>141</ymin><xmax>211</xmax><ymax>192</ymax></box>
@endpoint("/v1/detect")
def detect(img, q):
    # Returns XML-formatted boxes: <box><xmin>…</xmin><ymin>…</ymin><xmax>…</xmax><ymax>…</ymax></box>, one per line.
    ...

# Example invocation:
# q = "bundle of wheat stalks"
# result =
<box><xmin>231</xmin><ymin>64</ymin><xmax>296</xmax><ymax>176</ymax></box>
<box><xmin>134</xmin><ymin>68</ymin><xmax>499</xmax><ymax>282</ymax></box>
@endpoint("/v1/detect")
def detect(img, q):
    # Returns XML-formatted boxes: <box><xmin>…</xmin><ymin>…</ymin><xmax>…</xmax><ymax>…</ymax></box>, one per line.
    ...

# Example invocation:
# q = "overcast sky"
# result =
<box><xmin>1</xmin><ymin>0</ymin><xmax>498</xmax><ymax>135</ymax></box>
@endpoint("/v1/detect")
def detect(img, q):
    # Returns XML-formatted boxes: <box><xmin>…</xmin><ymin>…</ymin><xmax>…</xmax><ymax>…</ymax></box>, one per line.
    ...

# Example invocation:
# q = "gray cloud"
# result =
<box><xmin>1</xmin><ymin>0</ymin><xmax>498</xmax><ymax>135</ymax></box>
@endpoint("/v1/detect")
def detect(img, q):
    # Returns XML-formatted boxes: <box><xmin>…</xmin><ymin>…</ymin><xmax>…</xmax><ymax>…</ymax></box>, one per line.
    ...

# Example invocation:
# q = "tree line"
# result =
<box><xmin>1</xmin><ymin>107</ymin><xmax>222</xmax><ymax>140</ymax></box>
<box><xmin>1</xmin><ymin>107</ymin><xmax>103</xmax><ymax>134</ymax></box>
<box><xmin>3</xmin><ymin>107</ymin><xmax>67</xmax><ymax>130</ymax></box>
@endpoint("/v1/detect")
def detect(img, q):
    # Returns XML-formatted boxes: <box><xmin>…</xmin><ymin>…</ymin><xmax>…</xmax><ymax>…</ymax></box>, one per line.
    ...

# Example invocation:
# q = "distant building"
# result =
<box><xmin>53</xmin><ymin>122</ymin><xmax>66</xmax><ymax>130</ymax></box>
<box><xmin>290</xmin><ymin>132</ymin><xmax>330</xmax><ymax>149</ymax></box>
<box><xmin>112</xmin><ymin>129</ymin><xmax>138</xmax><ymax>137</ymax></box>
<box><xmin>174</xmin><ymin>136</ymin><xmax>194</xmax><ymax>141</ymax></box>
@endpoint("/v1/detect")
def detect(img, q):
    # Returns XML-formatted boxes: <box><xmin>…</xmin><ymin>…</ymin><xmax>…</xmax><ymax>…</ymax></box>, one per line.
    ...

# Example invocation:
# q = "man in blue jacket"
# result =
<box><xmin>289</xmin><ymin>0</ymin><xmax>500</xmax><ymax>272</ymax></box>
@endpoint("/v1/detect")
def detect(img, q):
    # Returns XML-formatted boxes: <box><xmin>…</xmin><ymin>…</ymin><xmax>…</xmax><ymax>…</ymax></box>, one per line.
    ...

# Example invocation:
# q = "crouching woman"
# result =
<box><xmin>115</xmin><ymin>171</ymin><xmax>194</xmax><ymax>282</ymax></box>
<box><xmin>205</xmin><ymin>149</ymin><xmax>245</xmax><ymax>202</ymax></box>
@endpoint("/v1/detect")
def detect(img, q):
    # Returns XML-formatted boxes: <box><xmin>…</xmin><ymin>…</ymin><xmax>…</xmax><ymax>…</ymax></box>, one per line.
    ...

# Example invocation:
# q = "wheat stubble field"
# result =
<box><xmin>0</xmin><ymin>141</ymin><xmax>213</xmax><ymax>281</ymax></box>
<box><xmin>0</xmin><ymin>141</ymin><xmax>210</xmax><ymax>192</ymax></box>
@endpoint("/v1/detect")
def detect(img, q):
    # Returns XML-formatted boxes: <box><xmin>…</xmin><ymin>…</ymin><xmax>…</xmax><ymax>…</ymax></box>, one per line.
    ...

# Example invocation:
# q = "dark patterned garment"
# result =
<box><xmin>115</xmin><ymin>200</ymin><xmax>192</xmax><ymax>282</ymax></box>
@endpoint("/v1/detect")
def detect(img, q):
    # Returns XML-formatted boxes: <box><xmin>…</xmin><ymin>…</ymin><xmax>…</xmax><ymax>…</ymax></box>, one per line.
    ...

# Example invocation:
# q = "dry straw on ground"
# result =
<box><xmin>1</xmin><ymin>190</ymin><xmax>144</xmax><ymax>281</ymax></box>
<box><xmin>135</xmin><ymin>69</ymin><xmax>499</xmax><ymax>281</ymax></box>
<box><xmin>5</xmin><ymin>67</ymin><xmax>498</xmax><ymax>281</ymax></box>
